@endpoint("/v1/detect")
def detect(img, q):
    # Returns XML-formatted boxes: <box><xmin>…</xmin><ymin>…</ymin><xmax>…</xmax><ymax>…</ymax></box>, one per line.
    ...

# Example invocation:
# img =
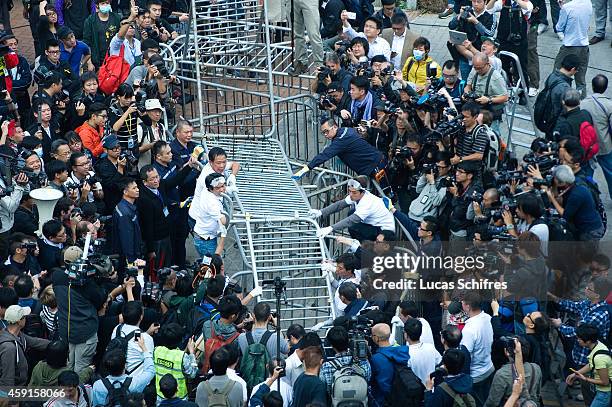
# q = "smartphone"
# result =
<box><xmin>134</xmin><ymin>331</ymin><xmax>141</xmax><ymax>341</ymax></box>
<box><xmin>346</xmin><ymin>11</ymin><xmax>357</xmax><ymax>20</ymax></box>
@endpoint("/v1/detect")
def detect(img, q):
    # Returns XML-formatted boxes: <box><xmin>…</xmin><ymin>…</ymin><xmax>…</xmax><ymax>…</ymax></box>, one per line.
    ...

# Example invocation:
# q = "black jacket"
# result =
<box><xmin>95</xmin><ymin>157</ymin><xmax>129</xmax><ymax>215</ymax></box>
<box><xmin>320</xmin><ymin>0</ymin><xmax>344</xmax><ymax>38</ymax></box>
<box><xmin>112</xmin><ymin>198</ymin><xmax>143</xmax><ymax>262</ymax></box>
<box><xmin>37</xmin><ymin>240</ymin><xmax>63</xmax><ymax>271</ymax></box>
<box><xmin>553</xmin><ymin>107</ymin><xmax>593</xmax><ymax>142</ymax></box>
<box><xmin>136</xmin><ymin>185</ymin><xmax>170</xmax><ymax>252</ymax></box>
<box><xmin>449</xmin><ymin>181</ymin><xmax>483</xmax><ymax>232</ymax></box>
<box><xmin>27</xmin><ymin>122</ymin><xmax>62</xmax><ymax>163</ymax></box>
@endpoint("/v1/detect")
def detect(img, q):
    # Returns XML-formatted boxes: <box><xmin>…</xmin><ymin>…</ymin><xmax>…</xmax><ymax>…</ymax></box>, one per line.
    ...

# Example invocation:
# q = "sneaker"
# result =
<box><xmin>557</xmin><ymin>32</ymin><xmax>565</xmax><ymax>41</ymax></box>
<box><xmin>528</xmin><ymin>87</ymin><xmax>538</xmax><ymax>97</ymax></box>
<box><xmin>537</xmin><ymin>24</ymin><xmax>548</xmax><ymax>35</ymax></box>
<box><xmin>589</xmin><ymin>36</ymin><xmax>605</xmax><ymax>45</ymax></box>
<box><xmin>438</xmin><ymin>7</ymin><xmax>453</xmax><ymax>18</ymax></box>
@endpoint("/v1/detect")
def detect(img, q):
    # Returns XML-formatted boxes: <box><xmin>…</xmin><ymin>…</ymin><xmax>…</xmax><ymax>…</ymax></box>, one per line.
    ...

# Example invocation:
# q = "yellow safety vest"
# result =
<box><xmin>154</xmin><ymin>346</ymin><xmax>187</xmax><ymax>398</ymax></box>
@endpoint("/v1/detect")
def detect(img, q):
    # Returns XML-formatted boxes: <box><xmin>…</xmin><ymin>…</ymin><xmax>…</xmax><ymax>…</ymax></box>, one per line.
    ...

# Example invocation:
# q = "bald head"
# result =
<box><xmin>372</xmin><ymin>323</ymin><xmax>391</xmax><ymax>341</ymax></box>
<box><xmin>473</xmin><ymin>52</ymin><xmax>489</xmax><ymax>65</ymax></box>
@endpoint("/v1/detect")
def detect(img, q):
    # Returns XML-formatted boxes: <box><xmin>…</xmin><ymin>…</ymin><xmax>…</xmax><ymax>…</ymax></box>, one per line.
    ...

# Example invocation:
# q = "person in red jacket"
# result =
<box><xmin>76</xmin><ymin>102</ymin><xmax>107</xmax><ymax>157</ymax></box>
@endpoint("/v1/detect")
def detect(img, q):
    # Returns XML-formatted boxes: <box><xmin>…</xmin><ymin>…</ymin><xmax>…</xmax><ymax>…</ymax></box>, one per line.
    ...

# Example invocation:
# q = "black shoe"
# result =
<box><xmin>589</xmin><ymin>36</ymin><xmax>604</xmax><ymax>45</ymax></box>
<box><xmin>288</xmin><ymin>62</ymin><xmax>308</xmax><ymax>76</ymax></box>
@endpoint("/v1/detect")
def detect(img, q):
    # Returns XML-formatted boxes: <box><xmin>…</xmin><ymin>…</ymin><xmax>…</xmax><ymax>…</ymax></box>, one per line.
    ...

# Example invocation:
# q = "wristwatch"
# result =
<box><xmin>487</xmin><ymin>96</ymin><xmax>493</xmax><ymax>104</ymax></box>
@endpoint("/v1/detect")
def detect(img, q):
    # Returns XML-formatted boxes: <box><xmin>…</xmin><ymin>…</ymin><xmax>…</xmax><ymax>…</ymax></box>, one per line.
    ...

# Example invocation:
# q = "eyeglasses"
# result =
<box><xmin>97</xmin><ymin>114</ymin><xmax>108</xmax><ymax>118</ymax></box>
<box><xmin>443</xmin><ymin>74</ymin><xmax>458</xmax><ymax>79</ymax></box>
<box><xmin>321</xmin><ymin>128</ymin><xmax>333</xmax><ymax>135</ymax></box>
<box><xmin>75</xmin><ymin>161</ymin><xmax>90</xmax><ymax>167</ymax></box>
<box><xmin>47</xmin><ymin>50</ymin><xmax>60</xmax><ymax>54</ymax></box>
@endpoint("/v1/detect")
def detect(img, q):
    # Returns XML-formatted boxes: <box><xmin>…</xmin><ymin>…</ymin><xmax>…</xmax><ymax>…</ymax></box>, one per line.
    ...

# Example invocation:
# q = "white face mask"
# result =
<box><xmin>34</xmin><ymin>147</ymin><xmax>43</xmax><ymax>158</ymax></box>
<box><xmin>99</xmin><ymin>4</ymin><xmax>112</xmax><ymax>13</ymax></box>
<box><xmin>413</xmin><ymin>49</ymin><xmax>425</xmax><ymax>61</ymax></box>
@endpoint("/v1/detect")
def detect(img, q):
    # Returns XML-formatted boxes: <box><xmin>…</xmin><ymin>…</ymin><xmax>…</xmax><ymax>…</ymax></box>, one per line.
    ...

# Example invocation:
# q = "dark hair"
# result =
<box><xmin>80</xmin><ymin>71</ymin><xmax>98</xmax><ymax>86</ymax></box>
<box><xmin>147</xmin><ymin>0</ymin><xmax>163</xmax><ymax>7</ymax></box>
<box><xmin>118</xmin><ymin>178</ymin><xmax>137</xmax><ymax>194</ymax></box>
<box><xmin>592</xmin><ymin>276</ymin><xmax>612</xmax><ymax>301</ymax></box>
<box><xmin>462</xmin><ymin>292</ymin><xmax>481</xmax><ymax>310</ymax></box>
<box><xmin>205</xmin><ymin>173</ymin><xmax>225</xmax><ymax>191</ymax></box>
<box><xmin>175</xmin><ymin>275</ymin><xmax>193</xmax><ymax>297</ymax></box>
<box><xmin>364</xmin><ymin>16</ymin><xmax>382</xmax><ymax>31</ymax></box>
<box><xmin>262</xmin><ymin>391</ymin><xmax>283</xmax><ymax>407</ymax></box>
<box><xmin>69</xmin><ymin>152</ymin><xmax>87</xmax><ymax>169</ymax></box>
<box><xmin>0</xmin><ymin>287</ymin><xmax>18</xmax><ymax>309</ymax></box>
<box><xmin>46</xmin><ymin>39</ymin><xmax>60</xmax><ymax>50</ymax></box>
<box><xmin>592</xmin><ymin>74</ymin><xmax>608</xmax><ymax>94</ymax></box>
<box><xmin>441</xmin><ymin>325</ymin><xmax>462</xmax><ymax>348</ymax></box>
<box><xmin>42</xmin><ymin>219</ymin><xmax>64</xmax><ymax>240</ymax></box>
<box><xmin>592</xmin><ymin>253</ymin><xmax>611</xmax><ymax>269</ymax></box>
<box><xmin>53</xmin><ymin>197</ymin><xmax>74</xmax><ymax>219</ymax></box>
<box><xmin>327</xmin><ymin>326</ymin><xmax>350</xmax><ymax>352</ymax></box>
<box><xmin>302</xmin><ymin>346</ymin><xmax>323</xmax><ymax>369</ymax></box>
<box><xmin>139</xmin><ymin>164</ymin><xmax>156</xmax><ymax>181</ymax></box>
<box><xmin>405</xmin><ymin>132</ymin><xmax>422</xmax><ymax>146</ymax></box>
<box><xmin>152</xmin><ymin>140</ymin><xmax>169</xmax><ymax>160</ymax></box>
<box><xmin>122</xmin><ymin>301</ymin><xmax>143</xmax><ymax>325</ymax></box>
<box><xmin>399</xmin><ymin>300</ymin><xmax>419</xmax><ymax>318</ymax></box>
<box><xmin>379</xmin><ymin>230</ymin><xmax>395</xmax><ymax>241</ymax></box>
<box><xmin>517</xmin><ymin>232</ymin><xmax>541</xmax><ymax>258</ymax></box>
<box><xmin>13</xmin><ymin>274</ymin><xmax>34</xmax><ymax>298</ymax></box>
<box><xmin>390</xmin><ymin>13</ymin><xmax>407</xmax><ymax>26</ymax></box>
<box><xmin>442</xmin><ymin>60</ymin><xmax>459</xmax><ymax>71</ymax></box>
<box><xmin>160</xmin><ymin>323</ymin><xmax>184</xmax><ymax>349</ymax></box>
<box><xmin>42</xmin><ymin>73</ymin><xmax>62</xmax><ymax>89</ymax></box>
<box><xmin>287</xmin><ymin>324</ymin><xmax>306</xmax><ymax>341</ymax></box>
<box><xmin>254</xmin><ymin>302</ymin><xmax>271</xmax><ymax>323</ymax></box>
<box><xmin>350</xmin><ymin>75</ymin><xmax>370</xmax><ymax>92</ymax></box>
<box><xmin>104</xmin><ymin>349</ymin><xmax>127</xmax><ymax>376</ymax></box>
<box><xmin>336</xmin><ymin>253</ymin><xmax>358</xmax><ymax>273</ymax></box>
<box><xmin>461</xmin><ymin>101</ymin><xmax>481</xmax><ymax>117</ymax></box>
<box><xmin>57</xmin><ymin>371</ymin><xmax>80</xmax><ymax>387</ymax></box>
<box><xmin>403</xmin><ymin>318</ymin><xmax>422</xmax><ymax>341</ymax></box>
<box><xmin>298</xmin><ymin>332</ymin><xmax>323</xmax><ymax>350</ymax></box>
<box><xmin>532</xmin><ymin>313</ymin><xmax>549</xmax><ymax>335</ymax></box>
<box><xmin>560</xmin><ymin>54</ymin><xmax>580</xmax><ymax>70</ymax></box>
<box><xmin>422</xmin><ymin>216</ymin><xmax>439</xmax><ymax>233</ymax></box>
<box><xmin>350</xmin><ymin>37</ymin><xmax>369</xmax><ymax>56</ymax></box>
<box><xmin>208</xmin><ymin>147</ymin><xmax>227</xmax><ymax>162</ymax></box>
<box><xmin>206</xmin><ymin>274</ymin><xmax>226</xmax><ymax>298</ymax></box>
<box><xmin>46</xmin><ymin>340</ymin><xmax>69</xmax><ymax>369</ymax></box>
<box><xmin>563</xmin><ymin>138</ymin><xmax>585</xmax><ymax>164</ymax></box>
<box><xmin>338</xmin><ymin>282</ymin><xmax>358</xmax><ymax>302</ymax></box>
<box><xmin>65</xmin><ymin>131</ymin><xmax>82</xmax><ymax>146</ymax></box>
<box><xmin>576</xmin><ymin>323</ymin><xmax>600</xmax><ymax>343</ymax></box>
<box><xmin>88</xmin><ymin>102</ymin><xmax>107</xmax><ymax>118</ymax></box>
<box><xmin>222</xmin><ymin>342</ymin><xmax>240</xmax><ymax>366</ymax></box>
<box><xmin>516</xmin><ymin>192</ymin><xmax>544</xmax><ymax>219</ymax></box>
<box><xmin>141</xmin><ymin>40</ymin><xmax>160</xmax><ymax>53</ymax></box>
<box><xmin>218</xmin><ymin>295</ymin><xmax>241</xmax><ymax>319</ymax></box>
<box><xmin>210</xmin><ymin>347</ymin><xmax>230</xmax><ymax>375</ymax></box>
<box><xmin>443</xmin><ymin>348</ymin><xmax>465</xmax><ymax>375</ymax></box>
<box><xmin>115</xmin><ymin>83</ymin><xmax>135</xmax><ymax>98</ymax></box>
<box><xmin>45</xmin><ymin>159</ymin><xmax>68</xmax><ymax>181</ymax></box>
<box><xmin>413</xmin><ymin>36</ymin><xmax>431</xmax><ymax>51</ymax></box>
<box><xmin>159</xmin><ymin>373</ymin><xmax>178</xmax><ymax>399</ymax></box>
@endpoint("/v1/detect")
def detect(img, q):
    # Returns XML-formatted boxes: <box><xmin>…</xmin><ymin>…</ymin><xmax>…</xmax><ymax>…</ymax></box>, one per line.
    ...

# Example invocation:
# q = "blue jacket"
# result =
<box><xmin>10</xmin><ymin>55</ymin><xmax>32</xmax><ymax>91</ymax></box>
<box><xmin>112</xmin><ymin>198</ymin><xmax>143</xmax><ymax>262</ymax></box>
<box><xmin>424</xmin><ymin>373</ymin><xmax>474</xmax><ymax>407</ymax></box>
<box><xmin>308</xmin><ymin>128</ymin><xmax>384</xmax><ymax>176</ymax></box>
<box><xmin>371</xmin><ymin>345</ymin><xmax>410</xmax><ymax>407</ymax></box>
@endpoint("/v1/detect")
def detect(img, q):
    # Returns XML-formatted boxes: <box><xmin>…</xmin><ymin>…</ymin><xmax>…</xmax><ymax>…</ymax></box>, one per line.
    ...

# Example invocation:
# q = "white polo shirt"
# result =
<box><xmin>189</xmin><ymin>189</ymin><xmax>224</xmax><ymax>239</ymax></box>
<box><xmin>344</xmin><ymin>191</ymin><xmax>395</xmax><ymax>231</ymax></box>
<box><xmin>460</xmin><ymin>311</ymin><xmax>494</xmax><ymax>380</ymax></box>
<box><xmin>407</xmin><ymin>341</ymin><xmax>443</xmax><ymax>384</ymax></box>
<box><xmin>193</xmin><ymin>161</ymin><xmax>234</xmax><ymax>203</ymax></box>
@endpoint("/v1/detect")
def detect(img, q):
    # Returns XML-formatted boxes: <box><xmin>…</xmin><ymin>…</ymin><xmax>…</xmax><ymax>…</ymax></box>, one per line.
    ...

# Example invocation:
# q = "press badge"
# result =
<box><xmin>163</xmin><ymin>207</ymin><xmax>170</xmax><ymax>217</ymax></box>
<box><xmin>420</xmin><ymin>195</ymin><xmax>429</xmax><ymax>204</ymax></box>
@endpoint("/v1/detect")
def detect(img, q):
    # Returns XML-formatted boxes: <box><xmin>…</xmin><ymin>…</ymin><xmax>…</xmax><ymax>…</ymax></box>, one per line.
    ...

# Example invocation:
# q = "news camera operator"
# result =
<box><xmin>319</xmin><ymin>82</ymin><xmax>352</xmax><ymax>124</ymax></box>
<box><xmin>448</xmin><ymin>0</ymin><xmax>496</xmax><ymax>79</ymax></box>
<box><xmin>463</xmin><ymin>52</ymin><xmax>509</xmax><ymax>133</ymax></box>
<box><xmin>52</xmin><ymin>245</ymin><xmax>108</xmax><ymax>373</ymax></box>
<box><xmin>466</xmin><ymin>187</ymin><xmax>503</xmax><ymax>238</ymax></box>
<box><xmin>138</xmin><ymin>53</ymin><xmax>177</xmax><ymax>114</ymax></box>
<box><xmin>311</xmin><ymin>52</ymin><xmax>352</xmax><ymax>94</ymax></box>
<box><xmin>501</xmin><ymin>192</ymin><xmax>549</xmax><ymax>255</ymax></box>
<box><xmin>388</xmin><ymin>132</ymin><xmax>426</xmax><ymax>211</ymax></box>
<box><xmin>424</xmin><ymin>349</ymin><xmax>474</xmax><ymax>407</ymax></box>
<box><xmin>0</xmin><ymin>168</ymin><xmax>29</xmax><ymax>259</ymax></box>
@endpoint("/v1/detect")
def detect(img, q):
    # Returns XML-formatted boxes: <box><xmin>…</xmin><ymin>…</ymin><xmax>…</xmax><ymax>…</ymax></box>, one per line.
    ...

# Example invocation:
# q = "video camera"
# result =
<box><xmin>346</xmin><ymin>315</ymin><xmax>372</xmax><ymax>361</ymax></box>
<box><xmin>522</xmin><ymin>153</ymin><xmax>559</xmax><ymax>174</ymax></box>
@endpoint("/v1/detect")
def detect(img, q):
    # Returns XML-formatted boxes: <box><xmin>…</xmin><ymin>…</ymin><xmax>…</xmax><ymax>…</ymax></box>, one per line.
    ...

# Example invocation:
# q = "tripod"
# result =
<box><xmin>272</xmin><ymin>276</ymin><xmax>286</xmax><ymax>393</ymax></box>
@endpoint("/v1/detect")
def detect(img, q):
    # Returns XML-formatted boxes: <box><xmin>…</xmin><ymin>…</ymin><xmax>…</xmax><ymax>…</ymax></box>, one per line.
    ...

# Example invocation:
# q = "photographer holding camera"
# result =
<box><xmin>463</xmin><ymin>52</ymin><xmax>509</xmax><ymax>133</ymax></box>
<box><xmin>388</xmin><ymin>133</ymin><xmax>425</xmax><ymax>211</ymax></box>
<box><xmin>76</xmin><ymin>102</ymin><xmax>108</xmax><ymax>158</ymax></box>
<box><xmin>319</xmin><ymin>82</ymin><xmax>352</xmax><ymax>123</ymax></box>
<box><xmin>448</xmin><ymin>161</ymin><xmax>482</xmax><ymax>249</ymax></box>
<box><xmin>0</xmin><ymin>167</ymin><xmax>29</xmax><ymax>259</ymax></box>
<box><xmin>312</xmin><ymin>52</ymin><xmax>352</xmax><ymax>94</ymax></box>
<box><xmin>341</xmin><ymin>12</ymin><xmax>391</xmax><ymax>61</ymax></box>
<box><xmin>65</xmin><ymin>72</ymin><xmax>107</xmax><ymax>131</ymax></box>
<box><xmin>501</xmin><ymin>192</ymin><xmax>549</xmax><ymax>255</ymax></box>
<box><xmin>68</xmin><ymin>152</ymin><xmax>105</xmax><ymax>206</ymax></box>
<box><xmin>452</xmin><ymin>101</ymin><xmax>491</xmax><ymax>166</ymax></box>
<box><xmin>424</xmin><ymin>349</ymin><xmax>474</xmax><ymax>407</ymax></box>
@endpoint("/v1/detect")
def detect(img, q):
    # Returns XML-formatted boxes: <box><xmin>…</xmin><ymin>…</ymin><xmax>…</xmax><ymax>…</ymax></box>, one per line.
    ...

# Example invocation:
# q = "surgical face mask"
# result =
<box><xmin>34</xmin><ymin>147</ymin><xmax>43</xmax><ymax>158</ymax></box>
<box><xmin>99</xmin><ymin>4</ymin><xmax>112</xmax><ymax>13</ymax></box>
<box><xmin>413</xmin><ymin>49</ymin><xmax>425</xmax><ymax>61</ymax></box>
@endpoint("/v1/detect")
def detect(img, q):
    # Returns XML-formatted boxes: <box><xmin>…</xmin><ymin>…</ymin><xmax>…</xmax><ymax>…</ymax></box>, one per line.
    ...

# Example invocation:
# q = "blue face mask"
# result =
<box><xmin>99</xmin><ymin>4</ymin><xmax>112</xmax><ymax>13</ymax></box>
<box><xmin>413</xmin><ymin>49</ymin><xmax>425</xmax><ymax>61</ymax></box>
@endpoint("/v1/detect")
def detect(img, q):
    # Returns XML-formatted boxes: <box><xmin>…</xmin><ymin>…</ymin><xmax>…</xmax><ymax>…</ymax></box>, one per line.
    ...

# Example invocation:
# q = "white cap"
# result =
<box><xmin>5</xmin><ymin>305</ymin><xmax>31</xmax><ymax>324</ymax></box>
<box><xmin>145</xmin><ymin>99</ymin><xmax>163</xmax><ymax>111</ymax></box>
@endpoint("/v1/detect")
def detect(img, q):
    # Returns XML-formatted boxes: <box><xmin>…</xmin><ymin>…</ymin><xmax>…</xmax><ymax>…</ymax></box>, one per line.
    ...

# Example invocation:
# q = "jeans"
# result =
<box><xmin>193</xmin><ymin>236</ymin><xmax>218</xmax><ymax>257</ymax></box>
<box><xmin>393</xmin><ymin>211</ymin><xmax>419</xmax><ymax>241</ymax></box>
<box><xmin>591</xmin><ymin>390</ymin><xmax>611</xmax><ymax>407</ymax></box>
<box><xmin>459</xmin><ymin>57</ymin><xmax>472</xmax><ymax>82</ymax></box>
<box><xmin>597</xmin><ymin>152</ymin><xmax>612</xmax><ymax>199</ymax></box>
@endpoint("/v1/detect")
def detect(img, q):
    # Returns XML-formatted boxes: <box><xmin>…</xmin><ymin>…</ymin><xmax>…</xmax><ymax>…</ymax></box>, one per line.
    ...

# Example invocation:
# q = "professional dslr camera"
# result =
<box><xmin>149</xmin><ymin>54</ymin><xmax>170</xmax><ymax>79</ymax></box>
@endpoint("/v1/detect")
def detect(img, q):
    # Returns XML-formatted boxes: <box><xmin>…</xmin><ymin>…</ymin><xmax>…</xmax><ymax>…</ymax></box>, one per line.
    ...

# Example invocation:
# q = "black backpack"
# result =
<box><xmin>22</xmin><ymin>302</ymin><xmax>47</xmax><ymax>339</ymax></box>
<box><xmin>534</xmin><ymin>77</ymin><xmax>566</xmax><ymax>133</ymax></box>
<box><xmin>101</xmin><ymin>377</ymin><xmax>132</xmax><ymax>407</ymax></box>
<box><xmin>382</xmin><ymin>355</ymin><xmax>424</xmax><ymax>407</ymax></box>
<box><xmin>105</xmin><ymin>325</ymin><xmax>143</xmax><ymax>374</ymax></box>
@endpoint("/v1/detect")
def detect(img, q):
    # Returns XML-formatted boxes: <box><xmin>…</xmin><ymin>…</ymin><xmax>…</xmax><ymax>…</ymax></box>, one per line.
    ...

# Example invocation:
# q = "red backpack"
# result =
<box><xmin>98</xmin><ymin>45</ymin><xmax>130</xmax><ymax>95</ymax></box>
<box><xmin>201</xmin><ymin>323</ymin><xmax>239</xmax><ymax>374</ymax></box>
<box><xmin>579</xmin><ymin>117</ymin><xmax>599</xmax><ymax>161</ymax></box>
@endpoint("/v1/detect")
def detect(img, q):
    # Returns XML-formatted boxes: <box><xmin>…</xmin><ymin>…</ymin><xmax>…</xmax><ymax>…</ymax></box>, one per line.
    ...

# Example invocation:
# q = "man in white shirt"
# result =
<box><xmin>390</xmin><ymin>300</ymin><xmax>435</xmax><ymax>346</ymax></box>
<box><xmin>110</xmin><ymin>301</ymin><xmax>155</xmax><ymax>378</ymax></box>
<box><xmin>320</xmin><ymin>252</ymin><xmax>362</xmax><ymax>316</ymax></box>
<box><xmin>109</xmin><ymin>5</ymin><xmax>142</xmax><ymax>68</ymax></box>
<box><xmin>312</xmin><ymin>178</ymin><xmax>395</xmax><ymax>241</ymax></box>
<box><xmin>225</xmin><ymin>343</ymin><xmax>248</xmax><ymax>401</ymax></box>
<box><xmin>189</xmin><ymin>173</ymin><xmax>227</xmax><ymax>256</ymax></box>
<box><xmin>403</xmin><ymin>318</ymin><xmax>442</xmax><ymax>384</ymax></box>
<box><xmin>460</xmin><ymin>292</ymin><xmax>494</xmax><ymax>406</ymax></box>
<box><xmin>341</xmin><ymin>11</ymin><xmax>392</xmax><ymax>60</ymax></box>
<box><xmin>193</xmin><ymin>146</ymin><xmax>240</xmax><ymax>203</ymax></box>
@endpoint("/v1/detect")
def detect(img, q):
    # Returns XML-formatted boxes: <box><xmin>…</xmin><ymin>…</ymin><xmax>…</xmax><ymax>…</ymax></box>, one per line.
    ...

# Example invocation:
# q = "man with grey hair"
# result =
<box><xmin>541</xmin><ymin>165</ymin><xmax>604</xmax><ymax>241</ymax></box>
<box><xmin>553</xmin><ymin>88</ymin><xmax>596</xmax><ymax>142</ymax></box>
<box><xmin>463</xmin><ymin>52</ymin><xmax>509</xmax><ymax>134</ymax></box>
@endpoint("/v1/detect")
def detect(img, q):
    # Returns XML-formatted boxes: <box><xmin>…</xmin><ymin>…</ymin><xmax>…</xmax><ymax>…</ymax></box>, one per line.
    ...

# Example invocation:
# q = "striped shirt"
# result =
<box><xmin>108</xmin><ymin>103</ymin><xmax>139</xmax><ymax>150</ymax></box>
<box><xmin>456</xmin><ymin>125</ymin><xmax>489</xmax><ymax>158</ymax></box>
<box><xmin>41</xmin><ymin>305</ymin><xmax>57</xmax><ymax>337</ymax></box>
<box><xmin>558</xmin><ymin>300</ymin><xmax>610</xmax><ymax>366</ymax></box>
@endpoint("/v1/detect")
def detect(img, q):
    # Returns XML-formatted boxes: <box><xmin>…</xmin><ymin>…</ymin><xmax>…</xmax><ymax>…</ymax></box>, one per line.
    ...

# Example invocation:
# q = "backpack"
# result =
<box><xmin>101</xmin><ymin>377</ymin><xmax>132</xmax><ymax>407</ymax></box>
<box><xmin>575</xmin><ymin>176</ymin><xmax>607</xmax><ymax>232</ymax></box>
<box><xmin>578</xmin><ymin>113</ymin><xmax>599</xmax><ymax>161</ymax></box>
<box><xmin>201</xmin><ymin>323</ymin><xmax>240</xmax><ymax>374</ymax></box>
<box><xmin>105</xmin><ymin>325</ymin><xmax>143</xmax><ymax>374</ymax></box>
<box><xmin>382</xmin><ymin>355</ymin><xmax>424</xmax><ymax>407</ymax></box>
<box><xmin>203</xmin><ymin>380</ymin><xmax>235</xmax><ymax>407</ymax></box>
<box><xmin>98</xmin><ymin>45</ymin><xmax>130</xmax><ymax>95</ymax></box>
<box><xmin>239</xmin><ymin>331</ymin><xmax>273</xmax><ymax>392</ymax></box>
<box><xmin>23</xmin><ymin>308</ymin><xmax>47</xmax><ymax>339</ymax></box>
<box><xmin>473</xmin><ymin>124</ymin><xmax>504</xmax><ymax>170</ymax></box>
<box><xmin>330</xmin><ymin>359</ymin><xmax>368</xmax><ymax>407</ymax></box>
<box><xmin>534</xmin><ymin>77</ymin><xmax>566</xmax><ymax>133</ymax></box>
<box><xmin>439</xmin><ymin>382</ymin><xmax>477</xmax><ymax>407</ymax></box>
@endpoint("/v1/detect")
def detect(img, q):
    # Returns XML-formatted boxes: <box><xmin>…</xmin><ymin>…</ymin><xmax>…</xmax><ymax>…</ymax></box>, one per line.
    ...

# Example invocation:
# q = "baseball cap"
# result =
<box><xmin>64</xmin><ymin>246</ymin><xmax>84</xmax><ymax>264</ymax></box>
<box><xmin>58</xmin><ymin>26</ymin><xmax>74</xmax><ymax>40</ymax></box>
<box><xmin>5</xmin><ymin>305</ymin><xmax>31</xmax><ymax>324</ymax></box>
<box><xmin>145</xmin><ymin>99</ymin><xmax>163</xmax><ymax>111</ymax></box>
<box><xmin>102</xmin><ymin>134</ymin><xmax>119</xmax><ymax>149</ymax></box>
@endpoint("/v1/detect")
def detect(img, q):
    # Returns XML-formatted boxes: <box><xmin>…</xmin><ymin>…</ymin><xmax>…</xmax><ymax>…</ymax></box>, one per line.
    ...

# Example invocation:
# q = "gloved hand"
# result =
<box><xmin>292</xmin><ymin>165</ymin><xmax>310</xmax><ymax>180</ymax></box>
<box><xmin>225</xmin><ymin>174</ymin><xmax>238</xmax><ymax>194</ymax></box>
<box><xmin>308</xmin><ymin>209</ymin><xmax>322</xmax><ymax>219</ymax></box>
<box><xmin>320</xmin><ymin>261</ymin><xmax>336</xmax><ymax>277</ymax></box>
<box><xmin>249</xmin><ymin>286</ymin><xmax>263</xmax><ymax>297</ymax></box>
<box><xmin>316</xmin><ymin>226</ymin><xmax>333</xmax><ymax>238</ymax></box>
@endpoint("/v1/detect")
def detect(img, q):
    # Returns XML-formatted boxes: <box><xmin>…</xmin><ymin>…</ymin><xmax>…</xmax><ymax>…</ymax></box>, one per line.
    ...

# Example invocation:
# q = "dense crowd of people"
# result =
<box><xmin>0</xmin><ymin>0</ymin><xmax>610</xmax><ymax>406</ymax></box>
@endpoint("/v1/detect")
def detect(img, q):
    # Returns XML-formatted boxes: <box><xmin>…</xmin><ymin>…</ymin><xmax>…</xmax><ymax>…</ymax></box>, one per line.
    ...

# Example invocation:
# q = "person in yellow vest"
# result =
<box><xmin>401</xmin><ymin>37</ymin><xmax>442</xmax><ymax>94</ymax></box>
<box><xmin>154</xmin><ymin>323</ymin><xmax>198</xmax><ymax>403</ymax></box>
